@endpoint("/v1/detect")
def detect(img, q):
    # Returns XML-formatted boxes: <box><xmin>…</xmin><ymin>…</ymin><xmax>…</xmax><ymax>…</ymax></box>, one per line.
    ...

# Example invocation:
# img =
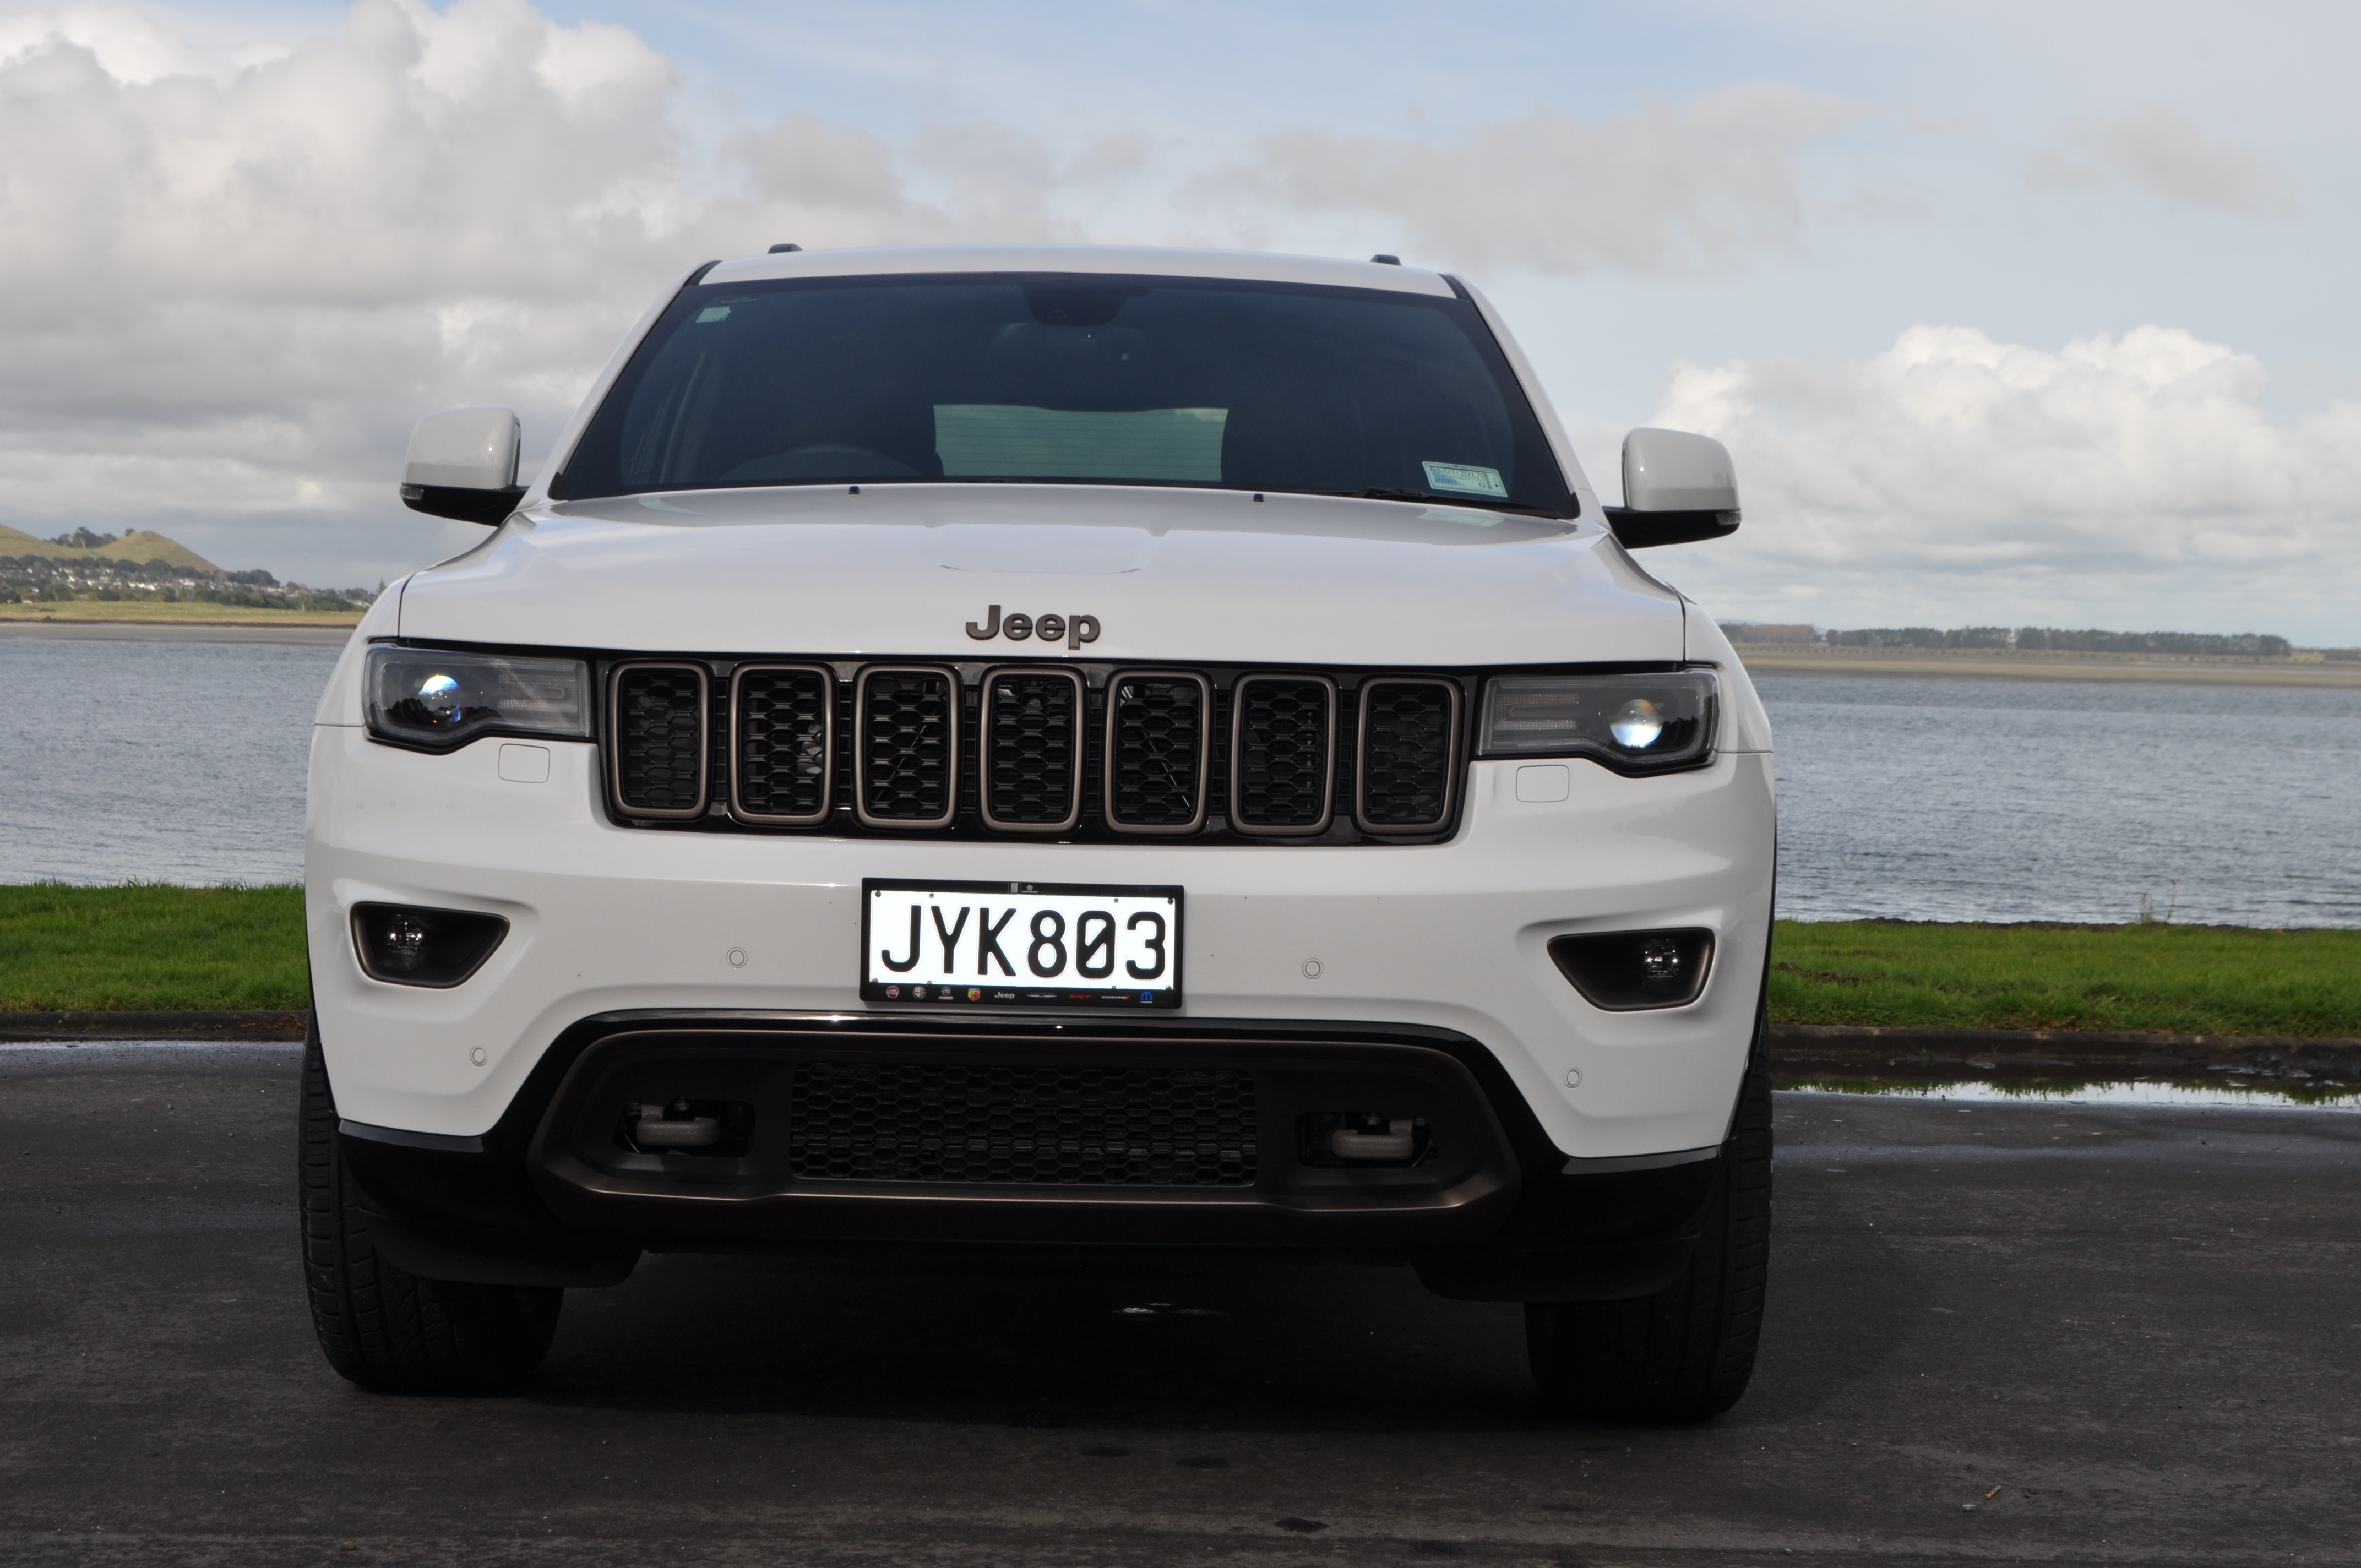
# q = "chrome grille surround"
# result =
<box><xmin>1103</xmin><ymin>669</ymin><xmax>1212</xmax><ymax>836</ymax></box>
<box><xmin>728</xmin><ymin>662</ymin><xmax>835</xmax><ymax>826</ymax></box>
<box><xmin>1354</xmin><ymin>676</ymin><xmax>1462</xmax><ymax>835</ymax></box>
<box><xmin>609</xmin><ymin>661</ymin><xmax>710</xmax><ymax>819</ymax></box>
<box><xmin>1227</xmin><ymin>672</ymin><xmax>1337</xmax><ymax>837</ymax></box>
<box><xmin>853</xmin><ymin>665</ymin><xmax>960</xmax><ymax>829</ymax></box>
<box><xmin>978</xmin><ymin>665</ymin><xmax>1085</xmax><ymax>832</ymax></box>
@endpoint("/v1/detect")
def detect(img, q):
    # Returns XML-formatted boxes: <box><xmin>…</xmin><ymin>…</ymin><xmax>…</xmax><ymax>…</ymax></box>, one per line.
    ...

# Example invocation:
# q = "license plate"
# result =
<box><xmin>861</xmin><ymin>879</ymin><xmax>1183</xmax><ymax>1009</ymax></box>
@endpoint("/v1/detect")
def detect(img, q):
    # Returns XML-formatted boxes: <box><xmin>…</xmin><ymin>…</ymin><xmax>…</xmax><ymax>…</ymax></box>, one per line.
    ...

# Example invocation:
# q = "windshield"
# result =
<box><xmin>557</xmin><ymin>273</ymin><xmax>1572</xmax><ymax>514</ymax></box>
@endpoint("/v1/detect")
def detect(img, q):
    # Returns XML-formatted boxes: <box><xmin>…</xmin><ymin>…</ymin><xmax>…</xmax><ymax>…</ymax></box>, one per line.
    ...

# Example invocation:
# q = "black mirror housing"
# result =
<box><xmin>1603</xmin><ymin>507</ymin><xmax>1741</xmax><ymax>549</ymax></box>
<box><xmin>401</xmin><ymin>482</ymin><xmax>527</xmax><ymax>526</ymax></box>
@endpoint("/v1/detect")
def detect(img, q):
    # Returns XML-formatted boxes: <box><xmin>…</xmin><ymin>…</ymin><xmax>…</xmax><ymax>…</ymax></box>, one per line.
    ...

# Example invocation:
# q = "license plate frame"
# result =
<box><xmin>859</xmin><ymin>878</ymin><xmax>1184</xmax><ymax>1010</ymax></box>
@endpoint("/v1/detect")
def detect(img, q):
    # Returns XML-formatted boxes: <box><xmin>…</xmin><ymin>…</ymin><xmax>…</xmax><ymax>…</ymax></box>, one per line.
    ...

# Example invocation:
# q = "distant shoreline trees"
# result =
<box><xmin>0</xmin><ymin>551</ymin><xmax>373</xmax><ymax>611</ymax></box>
<box><xmin>1719</xmin><ymin>623</ymin><xmax>2353</xmax><ymax>660</ymax></box>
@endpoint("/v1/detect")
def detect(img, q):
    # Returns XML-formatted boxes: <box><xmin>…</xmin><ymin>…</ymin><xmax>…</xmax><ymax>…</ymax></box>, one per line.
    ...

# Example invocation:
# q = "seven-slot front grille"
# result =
<box><xmin>786</xmin><ymin>1059</ymin><xmax>1258</xmax><ymax>1186</ymax></box>
<box><xmin>603</xmin><ymin>658</ymin><xmax>1466</xmax><ymax>841</ymax></box>
<box><xmin>610</xmin><ymin>662</ymin><xmax>709</xmax><ymax>818</ymax></box>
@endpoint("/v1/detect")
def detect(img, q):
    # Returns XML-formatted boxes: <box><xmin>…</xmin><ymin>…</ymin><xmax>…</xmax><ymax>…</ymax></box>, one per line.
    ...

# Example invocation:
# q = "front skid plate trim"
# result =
<box><xmin>524</xmin><ymin>1025</ymin><xmax>1520</xmax><ymax>1246</ymax></box>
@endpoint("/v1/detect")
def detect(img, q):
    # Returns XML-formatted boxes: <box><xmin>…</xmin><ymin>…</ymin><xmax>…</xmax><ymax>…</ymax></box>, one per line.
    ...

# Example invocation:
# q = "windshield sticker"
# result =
<box><xmin>1422</xmin><ymin>461</ymin><xmax>1506</xmax><ymax>499</ymax></box>
<box><xmin>694</xmin><ymin>306</ymin><xmax>731</xmax><ymax>324</ymax></box>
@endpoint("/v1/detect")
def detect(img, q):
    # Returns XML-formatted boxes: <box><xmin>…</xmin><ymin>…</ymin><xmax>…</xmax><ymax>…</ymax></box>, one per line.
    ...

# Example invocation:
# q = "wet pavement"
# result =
<box><xmin>2</xmin><ymin>1042</ymin><xmax>2356</xmax><ymax>1565</ymax></box>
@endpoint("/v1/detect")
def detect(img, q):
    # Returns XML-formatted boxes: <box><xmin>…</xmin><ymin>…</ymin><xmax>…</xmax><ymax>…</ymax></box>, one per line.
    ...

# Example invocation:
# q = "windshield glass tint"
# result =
<box><xmin>560</xmin><ymin>274</ymin><xmax>1571</xmax><ymax>513</ymax></box>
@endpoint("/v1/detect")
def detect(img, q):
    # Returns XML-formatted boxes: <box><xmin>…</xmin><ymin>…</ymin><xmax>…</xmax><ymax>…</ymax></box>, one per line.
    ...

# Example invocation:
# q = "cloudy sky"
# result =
<box><xmin>2</xmin><ymin>0</ymin><xmax>2356</xmax><ymax>642</ymax></box>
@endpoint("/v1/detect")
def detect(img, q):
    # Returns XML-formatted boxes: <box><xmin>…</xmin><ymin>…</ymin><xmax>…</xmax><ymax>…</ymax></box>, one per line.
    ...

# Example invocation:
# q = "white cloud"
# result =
<box><xmin>0</xmin><ymin>1</ymin><xmax>234</xmax><ymax>84</ymax></box>
<box><xmin>2026</xmin><ymin>108</ymin><xmax>2295</xmax><ymax>215</ymax></box>
<box><xmin>19</xmin><ymin>0</ymin><xmax>1796</xmax><ymax>584</ymax></box>
<box><xmin>1638</xmin><ymin>324</ymin><xmax>2361</xmax><ymax>638</ymax></box>
<box><xmin>1210</xmin><ymin>84</ymin><xmax>1864</xmax><ymax>274</ymax></box>
<box><xmin>0</xmin><ymin>0</ymin><xmax>2343</xmax><ymax>643</ymax></box>
<box><xmin>0</xmin><ymin>0</ymin><xmax>1076</xmax><ymax>582</ymax></box>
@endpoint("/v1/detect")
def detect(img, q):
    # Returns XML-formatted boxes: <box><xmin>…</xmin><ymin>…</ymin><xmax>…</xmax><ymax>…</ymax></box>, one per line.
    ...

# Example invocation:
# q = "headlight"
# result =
<box><xmin>363</xmin><ymin>646</ymin><xmax>590</xmax><ymax>751</ymax></box>
<box><xmin>1477</xmin><ymin>669</ymin><xmax>1716</xmax><ymax>773</ymax></box>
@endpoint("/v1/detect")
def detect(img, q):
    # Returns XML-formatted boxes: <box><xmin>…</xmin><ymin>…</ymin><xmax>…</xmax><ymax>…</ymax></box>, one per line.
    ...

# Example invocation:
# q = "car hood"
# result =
<box><xmin>396</xmin><ymin>484</ymin><xmax>1685</xmax><ymax>666</ymax></box>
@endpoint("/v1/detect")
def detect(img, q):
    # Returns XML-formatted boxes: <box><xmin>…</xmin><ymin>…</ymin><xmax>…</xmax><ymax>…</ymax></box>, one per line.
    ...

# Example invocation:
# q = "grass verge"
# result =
<box><xmin>0</xmin><ymin>884</ymin><xmax>309</xmax><ymax>1011</ymax></box>
<box><xmin>0</xmin><ymin>602</ymin><xmax>361</xmax><ymax>625</ymax></box>
<box><xmin>1771</xmin><ymin>919</ymin><xmax>2361</xmax><ymax>1038</ymax></box>
<box><xmin>3</xmin><ymin>886</ymin><xmax>2356</xmax><ymax>1037</ymax></box>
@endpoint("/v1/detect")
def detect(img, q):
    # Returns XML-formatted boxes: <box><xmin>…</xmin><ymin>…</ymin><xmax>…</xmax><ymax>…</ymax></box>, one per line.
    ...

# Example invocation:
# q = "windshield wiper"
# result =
<box><xmin>1293</xmin><ymin>487</ymin><xmax>1569</xmax><ymax>519</ymax></box>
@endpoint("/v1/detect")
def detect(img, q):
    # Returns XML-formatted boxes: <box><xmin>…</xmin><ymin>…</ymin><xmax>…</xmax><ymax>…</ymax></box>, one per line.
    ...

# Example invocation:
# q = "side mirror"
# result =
<box><xmin>400</xmin><ymin>407</ymin><xmax>525</xmax><ymax>526</ymax></box>
<box><xmin>1604</xmin><ymin>428</ymin><xmax>1740</xmax><ymax>549</ymax></box>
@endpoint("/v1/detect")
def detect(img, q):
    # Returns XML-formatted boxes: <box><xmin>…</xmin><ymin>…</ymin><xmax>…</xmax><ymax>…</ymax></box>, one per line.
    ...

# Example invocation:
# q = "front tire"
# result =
<box><xmin>1525</xmin><ymin>1023</ymin><xmax>1772</xmax><ymax>1423</ymax></box>
<box><xmin>297</xmin><ymin>1020</ymin><xmax>561</xmax><ymax>1393</ymax></box>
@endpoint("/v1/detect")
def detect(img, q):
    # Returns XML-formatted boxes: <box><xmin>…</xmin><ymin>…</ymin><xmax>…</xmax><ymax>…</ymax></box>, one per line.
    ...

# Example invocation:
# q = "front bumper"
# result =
<box><xmin>306</xmin><ymin>722</ymin><xmax>1775</xmax><ymax>1160</ymax></box>
<box><xmin>334</xmin><ymin>1009</ymin><xmax>1733</xmax><ymax>1299</ymax></box>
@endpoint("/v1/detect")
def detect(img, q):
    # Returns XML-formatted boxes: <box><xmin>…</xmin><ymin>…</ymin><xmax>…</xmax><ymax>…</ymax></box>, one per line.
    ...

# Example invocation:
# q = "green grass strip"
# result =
<box><xmin>1771</xmin><ymin>919</ymin><xmax>2361</xmax><ymax>1038</ymax></box>
<box><xmin>0</xmin><ymin>883</ymin><xmax>309</xmax><ymax>1011</ymax></box>
<box><xmin>3</xmin><ymin>885</ymin><xmax>2357</xmax><ymax>1037</ymax></box>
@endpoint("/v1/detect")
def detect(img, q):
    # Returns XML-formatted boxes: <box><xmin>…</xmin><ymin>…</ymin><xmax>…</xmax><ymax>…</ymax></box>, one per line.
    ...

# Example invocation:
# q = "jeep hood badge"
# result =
<box><xmin>966</xmin><ymin>605</ymin><xmax>1102</xmax><ymax>651</ymax></box>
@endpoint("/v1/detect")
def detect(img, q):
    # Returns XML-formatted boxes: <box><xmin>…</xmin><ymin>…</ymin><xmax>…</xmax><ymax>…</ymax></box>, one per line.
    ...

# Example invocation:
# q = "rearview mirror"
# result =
<box><xmin>1604</xmin><ymin>428</ymin><xmax>1740</xmax><ymax>549</ymax></box>
<box><xmin>400</xmin><ymin>407</ymin><xmax>525</xmax><ymax>526</ymax></box>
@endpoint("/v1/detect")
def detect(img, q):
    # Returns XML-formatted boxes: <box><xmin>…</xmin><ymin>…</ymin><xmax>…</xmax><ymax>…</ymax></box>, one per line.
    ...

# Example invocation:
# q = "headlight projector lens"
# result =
<box><xmin>415</xmin><ymin>672</ymin><xmax>464</xmax><ymax>718</ymax></box>
<box><xmin>1609</xmin><ymin>698</ymin><xmax>1665</xmax><ymax>749</ymax></box>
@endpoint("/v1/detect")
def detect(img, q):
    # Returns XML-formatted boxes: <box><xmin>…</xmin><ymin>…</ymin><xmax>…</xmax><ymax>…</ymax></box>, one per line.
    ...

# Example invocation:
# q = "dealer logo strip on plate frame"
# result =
<box><xmin>861</xmin><ymin>879</ymin><xmax>1183</xmax><ymax>1009</ymax></box>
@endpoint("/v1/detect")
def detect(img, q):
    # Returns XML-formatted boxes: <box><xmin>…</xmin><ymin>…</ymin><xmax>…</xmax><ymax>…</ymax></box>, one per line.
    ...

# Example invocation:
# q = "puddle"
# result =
<box><xmin>1786</xmin><ymin>1079</ymin><xmax>2361</xmax><ymax>1111</ymax></box>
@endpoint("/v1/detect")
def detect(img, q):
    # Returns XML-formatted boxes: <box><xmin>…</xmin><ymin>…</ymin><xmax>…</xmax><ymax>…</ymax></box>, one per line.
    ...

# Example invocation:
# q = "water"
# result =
<box><xmin>0</xmin><ymin>636</ymin><xmax>338</xmax><ymax>886</ymax></box>
<box><xmin>1786</xmin><ymin>1080</ymin><xmax>2361</xmax><ymax>1111</ymax></box>
<box><xmin>3</xmin><ymin>641</ymin><xmax>2358</xmax><ymax>928</ymax></box>
<box><xmin>1760</xmin><ymin>676</ymin><xmax>2361</xmax><ymax>928</ymax></box>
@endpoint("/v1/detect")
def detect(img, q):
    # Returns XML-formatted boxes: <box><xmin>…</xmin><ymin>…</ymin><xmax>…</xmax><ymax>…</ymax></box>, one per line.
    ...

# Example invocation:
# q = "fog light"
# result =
<box><xmin>1609</xmin><ymin>698</ymin><xmax>1664</xmax><ymax>749</ymax></box>
<box><xmin>351</xmin><ymin>903</ymin><xmax>509</xmax><ymax>988</ymax></box>
<box><xmin>377</xmin><ymin>912</ymin><xmax>431</xmax><ymax>973</ymax></box>
<box><xmin>1547</xmin><ymin>928</ymin><xmax>1714</xmax><ymax>1010</ymax></box>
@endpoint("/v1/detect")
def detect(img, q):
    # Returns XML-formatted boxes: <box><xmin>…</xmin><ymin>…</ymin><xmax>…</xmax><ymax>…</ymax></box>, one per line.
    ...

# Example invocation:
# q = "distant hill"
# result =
<box><xmin>0</xmin><ymin>525</ymin><xmax>221</xmax><ymax>574</ymax></box>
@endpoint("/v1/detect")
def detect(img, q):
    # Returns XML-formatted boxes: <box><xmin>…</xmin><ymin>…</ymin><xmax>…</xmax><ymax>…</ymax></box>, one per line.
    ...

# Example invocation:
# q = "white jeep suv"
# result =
<box><xmin>298</xmin><ymin>245</ymin><xmax>1775</xmax><ymax>1421</ymax></box>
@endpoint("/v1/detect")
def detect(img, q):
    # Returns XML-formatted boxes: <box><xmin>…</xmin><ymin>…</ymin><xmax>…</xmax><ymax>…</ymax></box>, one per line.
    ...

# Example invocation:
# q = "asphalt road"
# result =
<box><xmin>3</xmin><ymin>1042</ymin><xmax>2355</xmax><ymax>1566</ymax></box>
